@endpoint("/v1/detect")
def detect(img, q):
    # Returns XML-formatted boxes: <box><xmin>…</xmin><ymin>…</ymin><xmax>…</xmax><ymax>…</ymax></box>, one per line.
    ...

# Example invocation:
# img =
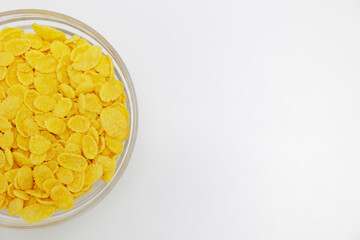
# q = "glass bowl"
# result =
<box><xmin>0</xmin><ymin>9</ymin><xmax>138</xmax><ymax>229</ymax></box>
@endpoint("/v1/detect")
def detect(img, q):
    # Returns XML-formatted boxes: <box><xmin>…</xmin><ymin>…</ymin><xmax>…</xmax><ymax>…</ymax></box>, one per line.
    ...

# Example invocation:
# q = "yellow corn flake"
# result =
<box><xmin>4</xmin><ymin>148</ymin><xmax>14</xmax><ymax>171</ymax></box>
<box><xmin>67</xmin><ymin>132</ymin><xmax>84</xmax><ymax>145</ymax></box>
<box><xmin>84</xmin><ymin>164</ymin><xmax>103</xmax><ymax>185</ymax></box>
<box><xmin>25</xmin><ymin>50</ymin><xmax>43</xmax><ymax>63</ymax></box>
<box><xmin>0</xmin><ymin>173</ymin><xmax>7</xmax><ymax>193</ymax></box>
<box><xmin>0</xmin><ymin>150</ymin><xmax>5</xmax><ymax>168</ymax></box>
<box><xmin>112</xmin><ymin>103</ymin><xmax>130</xmax><ymax>120</ymax></box>
<box><xmin>13</xmin><ymin>151</ymin><xmax>31</xmax><ymax>168</ymax></box>
<box><xmin>18</xmin><ymin>62</ymin><xmax>32</xmax><ymax>72</ymax></box>
<box><xmin>44</xmin><ymin>116</ymin><xmax>66</xmax><ymax>135</ymax></box>
<box><xmin>58</xmin><ymin>130</ymin><xmax>71</xmax><ymax>141</ymax></box>
<box><xmin>0</xmin><ymin>96</ymin><xmax>22</xmax><ymax>119</ymax></box>
<box><xmin>64</xmin><ymin>35</ymin><xmax>80</xmax><ymax>44</ymax></box>
<box><xmin>5</xmin><ymin>38</ymin><xmax>31</xmax><ymax>56</ymax></box>
<box><xmin>64</xmin><ymin>142</ymin><xmax>82</xmax><ymax>155</ymax></box>
<box><xmin>51</xmin><ymin>92</ymin><xmax>62</xmax><ymax>102</ymax></box>
<box><xmin>14</xmin><ymin>166</ymin><xmax>33</xmax><ymax>190</ymax></box>
<box><xmin>67</xmin><ymin>64</ymin><xmax>82</xmax><ymax>81</ymax></box>
<box><xmin>85</xmin><ymin>93</ymin><xmax>102</xmax><ymax>114</ymax></box>
<box><xmin>16</xmin><ymin>134</ymin><xmax>29</xmax><ymax>151</ymax></box>
<box><xmin>25</xmin><ymin>33</ymin><xmax>43</xmax><ymax>49</ymax></box>
<box><xmin>32</xmin><ymin>24</ymin><xmax>66</xmax><ymax>42</ymax></box>
<box><xmin>68</xmin><ymin>115</ymin><xmax>90</xmax><ymax>133</ymax></box>
<box><xmin>72</xmin><ymin>45</ymin><xmax>102</xmax><ymax>71</ymax></box>
<box><xmin>22</xmin><ymin>118</ymin><xmax>40</xmax><ymax>137</ymax></box>
<box><xmin>55</xmin><ymin>53</ymin><xmax>71</xmax><ymax>84</ymax></box>
<box><xmin>53</xmin><ymin>97</ymin><xmax>72</xmax><ymax>118</ymax></box>
<box><xmin>25</xmin><ymin>189</ymin><xmax>49</xmax><ymax>199</ymax></box>
<box><xmin>94</xmin><ymin>155</ymin><xmax>116</xmax><ymax>182</ymax></box>
<box><xmin>50</xmin><ymin>185</ymin><xmax>74</xmax><ymax>210</ymax></box>
<box><xmin>24</xmin><ymin>90</ymin><xmax>41</xmax><ymax>114</ymax></box>
<box><xmin>56</xmin><ymin>167</ymin><xmax>74</xmax><ymax>184</ymax></box>
<box><xmin>95</xmin><ymin>55</ymin><xmax>111</xmax><ymax>77</ymax></box>
<box><xmin>19</xmin><ymin>203</ymin><xmax>54</xmax><ymax>223</ymax></box>
<box><xmin>0</xmin><ymin>130</ymin><xmax>14</xmax><ymax>149</ymax></box>
<box><xmin>94</xmin><ymin>155</ymin><xmax>114</xmax><ymax>173</ymax></box>
<box><xmin>36</xmin><ymin>198</ymin><xmax>55</xmax><ymax>206</ymax></box>
<box><xmin>8</xmin><ymin>197</ymin><xmax>24</xmax><ymax>216</ymax></box>
<box><xmin>0</xmin><ymin>52</ymin><xmax>15</xmax><ymax>66</ymax></box>
<box><xmin>105</xmin><ymin>135</ymin><xmax>124</xmax><ymax>155</ymax></box>
<box><xmin>76</xmin><ymin>78</ymin><xmax>94</xmax><ymax>94</ymax></box>
<box><xmin>17</xmin><ymin>70</ymin><xmax>34</xmax><ymax>86</ymax></box>
<box><xmin>86</xmin><ymin>71</ymin><xmax>105</xmax><ymax>83</ymax></box>
<box><xmin>34</xmin><ymin>112</ymin><xmax>52</xmax><ymax>128</ymax></box>
<box><xmin>5</xmin><ymin>63</ymin><xmax>20</xmax><ymax>86</ymax></box>
<box><xmin>7</xmin><ymin>84</ymin><xmax>26</xmax><ymax>99</ymax></box>
<box><xmin>38</xmin><ymin>41</ymin><xmax>50</xmax><ymax>52</ymax></box>
<box><xmin>0</xmin><ymin>116</ymin><xmax>12</xmax><ymax>131</ymax></box>
<box><xmin>98</xmin><ymin>135</ymin><xmax>105</xmax><ymax>153</ymax></box>
<box><xmin>5</xmin><ymin>170</ymin><xmax>17</xmax><ymax>185</ymax></box>
<box><xmin>78</xmin><ymin>93</ymin><xmax>86</xmax><ymax>114</ymax></box>
<box><xmin>29</xmin><ymin>153</ymin><xmax>46</xmax><ymax>165</ymax></box>
<box><xmin>33</xmin><ymin>72</ymin><xmax>58</xmax><ymax>97</ymax></box>
<box><xmin>33</xmin><ymin>95</ymin><xmax>56</xmax><ymax>112</ymax></box>
<box><xmin>69</xmin><ymin>72</ymin><xmax>89</xmax><ymax>89</ymax></box>
<box><xmin>82</xmin><ymin>135</ymin><xmax>98</xmax><ymax>159</ymax></box>
<box><xmin>70</xmin><ymin>44</ymin><xmax>89</xmax><ymax>61</ymax></box>
<box><xmin>33</xmin><ymin>165</ymin><xmax>54</xmax><ymax>190</ymax></box>
<box><xmin>87</xmin><ymin>127</ymin><xmax>99</xmax><ymax>144</ymax></box>
<box><xmin>0</xmin><ymin>28</ymin><xmax>25</xmax><ymax>43</ymax></box>
<box><xmin>29</xmin><ymin>135</ymin><xmax>51</xmax><ymax>155</ymax></box>
<box><xmin>39</xmin><ymin>130</ymin><xmax>57</xmax><ymax>143</ymax></box>
<box><xmin>0</xmin><ymin>66</ymin><xmax>6</xmax><ymax>80</ymax></box>
<box><xmin>13</xmin><ymin>189</ymin><xmax>30</xmax><ymax>201</ymax></box>
<box><xmin>23</xmin><ymin>196</ymin><xmax>37</xmax><ymax>207</ymax></box>
<box><xmin>42</xmin><ymin>178</ymin><xmax>61</xmax><ymax>194</ymax></box>
<box><xmin>7</xmin><ymin>183</ymin><xmax>15</xmax><ymax>198</ymax></box>
<box><xmin>50</xmin><ymin>40</ymin><xmax>70</xmax><ymax>59</ymax></box>
<box><xmin>59</xmin><ymin>84</ymin><xmax>75</xmax><ymax>99</ymax></box>
<box><xmin>100</xmin><ymin>107</ymin><xmax>129</xmax><ymax>137</ymax></box>
<box><xmin>45</xmin><ymin>145</ymin><xmax>55</xmax><ymax>161</ymax></box>
<box><xmin>29</xmin><ymin>55</ymin><xmax>58</xmax><ymax>73</ymax></box>
<box><xmin>74</xmin><ymin>38</ymin><xmax>90</xmax><ymax>48</ymax></box>
<box><xmin>67</xmin><ymin>171</ymin><xmax>84</xmax><ymax>193</ymax></box>
<box><xmin>99</xmin><ymin>79</ymin><xmax>124</xmax><ymax>102</ymax></box>
<box><xmin>57</xmin><ymin>153</ymin><xmax>87</xmax><ymax>172</ymax></box>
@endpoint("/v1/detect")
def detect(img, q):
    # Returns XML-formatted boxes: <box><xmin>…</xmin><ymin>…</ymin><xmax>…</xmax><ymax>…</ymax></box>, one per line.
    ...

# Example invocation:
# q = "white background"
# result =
<box><xmin>2</xmin><ymin>0</ymin><xmax>360</xmax><ymax>239</ymax></box>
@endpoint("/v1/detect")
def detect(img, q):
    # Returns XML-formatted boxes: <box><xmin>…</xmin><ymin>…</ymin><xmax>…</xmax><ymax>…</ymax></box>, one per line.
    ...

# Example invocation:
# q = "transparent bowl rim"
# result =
<box><xmin>0</xmin><ymin>9</ymin><xmax>138</xmax><ymax>229</ymax></box>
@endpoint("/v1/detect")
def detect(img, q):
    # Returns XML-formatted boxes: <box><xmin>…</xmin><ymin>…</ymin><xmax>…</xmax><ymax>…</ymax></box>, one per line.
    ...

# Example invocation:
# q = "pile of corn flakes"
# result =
<box><xmin>0</xmin><ymin>24</ymin><xmax>130</xmax><ymax>223</ymax></box>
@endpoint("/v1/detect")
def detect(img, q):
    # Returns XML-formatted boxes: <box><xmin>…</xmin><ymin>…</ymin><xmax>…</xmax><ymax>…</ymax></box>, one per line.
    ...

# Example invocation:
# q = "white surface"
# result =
<box><xmin>2</xmin><ymin>0</ymin><xmax>360</xmax><ymax>239</ymax></box>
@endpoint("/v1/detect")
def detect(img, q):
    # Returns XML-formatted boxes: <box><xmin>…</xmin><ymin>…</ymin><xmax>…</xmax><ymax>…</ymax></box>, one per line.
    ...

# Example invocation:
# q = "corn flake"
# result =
<box><xmin>56</xmin><ymin>167</ymin><xmax>74</xmax><ymax>184</ymax></box>
<box><xmin>67</xmin><ymin>171</ymin><xmax>84</xmax><ymax>193</ymax></box>
<box><xmin>0</xmin><ymin>52</ymin><xmax>15</xmax><ymax>66</ymax></box>
<box><xmin>15</xmin><ymin>166</ymin><xmax>33</xmax><ymax>190</ymax></box>
<box><xmin>53</xmin><ymin>97</ymin><xmax>72</xmax><ymax>118</ymax></box>
<box><xmin>33</xmin><ymin>95</ymin><xmax>56</xmax><ymax>112</ymax></box>
<box><xmin>44</xmin><ymin>116</ymin><xmax>66</xmax><ymax>135</ymax></box>
<box><xmin>8</xmin><ymin>197</ymin><xmax>23</xmax><ymax>216</ymax></box>
<box><xmin>19</xmin><ymin>203</ymin><xmax>54</xmax><ymax>223</ymax></box>
<box><xmin>82</xmin><ymin>135</ymin><xmax>98</xmax><ymax>159</ymax></box>
<box><xmin>5</xmin><ymin>38</ymin><xmax>31</xmax><ymax>56</ymax></box>
<box><xmin>57</xmin><ymin>152</ymin><xmax>87</xmax><ymax>172</ymax></box>
<box><xmin>29</xmin><ymin>135</ymin><xmax>51</xmax><ymax>155</ymax></box>
<box><xmin>68</xmin><ymin>115</ymin><xmax>90</xmax><ymax>133</ymax></box>
<box><xmin>50</xmin><ymin>185</ymin><xmax>73</xmax><ymax>210</ymax></box>
<box><xmin>72</xmin><ymin>45</ymin><xmax>102</xmax><ymax>71</ymax></box>
<box><xmin>32</xmin><ymin>24</ymin><xmax>66</xmax><ymax>42</ymax></box>
<box><xmin>85</xmin><ymin>164</ymin><xmax>103</xmax><ymax>185</ymax></box>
